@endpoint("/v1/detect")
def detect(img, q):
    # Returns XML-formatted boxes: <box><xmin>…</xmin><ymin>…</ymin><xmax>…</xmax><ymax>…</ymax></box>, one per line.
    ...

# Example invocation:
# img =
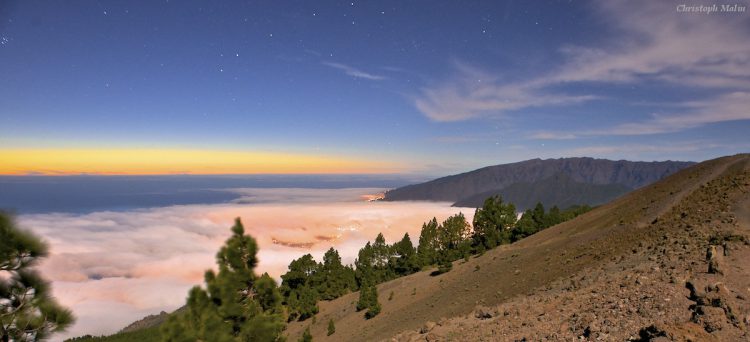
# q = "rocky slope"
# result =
<box><xmin>286</xmin><ymin>154</ymin><xmax>749</xmax><ymax>341</ymax></box>
<box><xmin>383</xmin><ymin>157</ymin><xmax>694</xmax><ymax>207</ymax></box>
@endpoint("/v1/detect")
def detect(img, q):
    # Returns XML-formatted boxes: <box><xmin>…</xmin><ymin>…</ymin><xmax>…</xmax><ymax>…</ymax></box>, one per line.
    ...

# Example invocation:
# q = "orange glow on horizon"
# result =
<box><xmin>0</xmin><ymin>148</ymin><xmax>398</xmax><ymax>175</ymax></box>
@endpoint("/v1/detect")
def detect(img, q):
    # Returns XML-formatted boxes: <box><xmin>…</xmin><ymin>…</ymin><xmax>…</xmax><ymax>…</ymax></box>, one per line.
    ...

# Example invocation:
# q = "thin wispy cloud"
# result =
<box><xmin>596</xmin><ymin>92</ymin><xmax>750</xmax><ymax>136</ymax></box>
<box><xmin>415</xmin><ymin>0</ymin><xmax>750</xmax><ymax>134</ymax></box>
<box><xmin>566</xmin><ymin>143</ymin><xmax>711</xmax><ymax>157</ymax></box>
<box><xmin>546</xmin><ymin>1</ymin><xmax>750</xmax><ymax>88</ymax></box>
<box><xmin>528</xmin><ymin>131</ymin><xmax>578</xmax><ymax>140</ymax></box>
<box><xmin>414</xmin><ymin>63</ymin><xmax>596</xmax><ymax>122</ymax></box>
<box><xmin>561</xmin><ymin>140</ymin><xmax>750</xmax><ymax>161</ymax></box>
<box><xmin>323</xmin><ymin>62</ymin><xmax>386</xmax><ymax>80</ymax></box>
<box><xmin>533</xmin><ymin>91</ymin><xmax>750</xmax><ymax>139</ymax></box>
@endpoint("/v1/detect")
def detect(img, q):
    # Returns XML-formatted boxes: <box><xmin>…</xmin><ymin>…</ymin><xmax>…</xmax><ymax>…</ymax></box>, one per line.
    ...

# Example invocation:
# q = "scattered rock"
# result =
<box><xmin>693</xmin><ymin>305</ymin><xmax>726</xmax><ymax>332</ymax></box>
<box><xmin>420</xmin><ymin>321</ymin><xmax>436</xmax><ymax>334</ymax></box>
<box><xmin>706</xmin><ymin>245</ymin><xmax>724</xmax><ymax>274</ymax></box>
<box><xmin>425</xmin><ymin>332</ymin><xmax>441</xmax><ymax>342</ymax></box>
<box><xmin>474</xmin><ymin>306</ymin><xmax>495</xmax><ymax>320</ymax></box>
<box><xmin>636</xmin><ymin>325</ymin><xmax>668</xmax><ymax>340</ymax></box>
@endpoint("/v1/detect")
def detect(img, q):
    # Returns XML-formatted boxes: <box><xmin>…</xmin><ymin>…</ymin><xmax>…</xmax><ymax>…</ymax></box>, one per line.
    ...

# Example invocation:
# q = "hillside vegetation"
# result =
<box><xmin>286</xmin><ymin>154</ymin><xmax>750</xmax><ymax>341</ymax></box>
<box><xmin>64</xmin><ymin>326</ymin><xmax>160</xmax><ymax>342</ymax></box>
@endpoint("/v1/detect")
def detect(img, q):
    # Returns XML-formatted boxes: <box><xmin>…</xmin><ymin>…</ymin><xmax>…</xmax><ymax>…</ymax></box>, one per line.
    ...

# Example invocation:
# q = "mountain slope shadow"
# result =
<box><xmin>452</xmin><ymin>172</ymin><xmax>632</xmax><ymax>210</ymax></box>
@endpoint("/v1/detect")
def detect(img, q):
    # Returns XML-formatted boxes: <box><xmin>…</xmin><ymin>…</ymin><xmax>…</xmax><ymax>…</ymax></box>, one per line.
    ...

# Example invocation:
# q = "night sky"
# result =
<box><xmin>1</xmin><ymin>0</ymin><xmax>749</xmax><ymax>175</ymax></box>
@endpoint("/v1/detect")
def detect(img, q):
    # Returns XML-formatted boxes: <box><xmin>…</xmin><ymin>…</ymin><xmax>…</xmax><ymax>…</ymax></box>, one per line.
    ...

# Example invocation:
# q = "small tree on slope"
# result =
<box><xmin>161</xmin><ymin>218</ymin><xmax>285</xmax><ymax>342</ymax></box>
<box><xmin>327</xmin><ymin>319</ymin><xmax>335</xmax><ymax>336</ymax></box>
<box><xmin>356</xmin><ymin>280</ymin><xmax>380</xmax><ymax>319</ymax></box>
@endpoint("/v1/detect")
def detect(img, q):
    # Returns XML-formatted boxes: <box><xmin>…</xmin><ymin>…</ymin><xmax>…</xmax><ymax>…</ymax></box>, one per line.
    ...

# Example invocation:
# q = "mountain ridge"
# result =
<box><xmin>384</xmin><ymin>157</ymin><xmax>695</xmax><ymax>207</ymax></box>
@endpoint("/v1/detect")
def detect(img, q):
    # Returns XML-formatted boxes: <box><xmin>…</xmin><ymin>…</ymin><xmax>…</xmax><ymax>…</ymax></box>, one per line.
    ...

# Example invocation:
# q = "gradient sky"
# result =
<box><xmin>1</xmin><ymin>0</ymin><xmax>749</xmax><ymax>175</ymax></box>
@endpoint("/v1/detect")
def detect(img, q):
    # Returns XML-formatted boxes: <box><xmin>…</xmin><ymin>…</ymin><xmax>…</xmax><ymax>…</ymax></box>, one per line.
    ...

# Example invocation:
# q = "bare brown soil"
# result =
<box><xmin>286</xmin><ymin>154</ymin><xmax>750</xmax><ymax>341</ymax></box>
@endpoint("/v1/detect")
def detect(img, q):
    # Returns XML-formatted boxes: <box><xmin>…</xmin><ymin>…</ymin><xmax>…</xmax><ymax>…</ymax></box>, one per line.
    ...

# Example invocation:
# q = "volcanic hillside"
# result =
<box><xmin>383</xmin><ymin>157</ymin><xmax>694</xmax><ymax>210</ymax></box>
<box><xmin>286</xmin><ymin>154</ymin><xmax>750</xmax><ymax>341</ymax></box>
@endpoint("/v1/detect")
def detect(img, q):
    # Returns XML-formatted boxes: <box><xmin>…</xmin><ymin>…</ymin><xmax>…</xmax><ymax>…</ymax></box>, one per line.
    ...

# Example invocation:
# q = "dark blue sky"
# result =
<box><xmin>1</xmin><ymin>0</ymin><xmax>749</xmax><ymax>175</ymax></box>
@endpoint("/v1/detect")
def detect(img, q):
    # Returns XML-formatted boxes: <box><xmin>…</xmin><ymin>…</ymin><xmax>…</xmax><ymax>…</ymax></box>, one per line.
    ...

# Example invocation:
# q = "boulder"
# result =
<box><xmin>474</xmin><ymin>306</ymin><xmax>496</xmax><ymax>320</ymax></box>
<box><xmin>420</xmin><ymin>321</ymin><xmax>436</xmax><ymax>334</ymax></box>
<box><xmin>693</xmin><ymin>305</ymin><xmax>726</xmax><ymax>332</ymax></box>
<box><xmin>706</xmin><ymin>245</ymin><xmax>724</xmax><ymax>275</ymax></box>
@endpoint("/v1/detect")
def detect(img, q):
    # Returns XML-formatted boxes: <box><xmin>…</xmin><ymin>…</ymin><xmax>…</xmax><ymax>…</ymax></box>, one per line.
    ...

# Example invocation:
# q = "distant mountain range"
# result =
<box><xmin>383</xmin><ymin>157</ymin><xmax>695</xmax><ymax>210</ymax></box>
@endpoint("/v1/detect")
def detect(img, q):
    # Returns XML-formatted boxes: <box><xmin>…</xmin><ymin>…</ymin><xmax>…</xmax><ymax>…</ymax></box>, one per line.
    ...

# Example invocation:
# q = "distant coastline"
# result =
<box><xmin>0</xmin><ymin>174</ymin><xmax>416</xmax><ymax>214</ymax></box>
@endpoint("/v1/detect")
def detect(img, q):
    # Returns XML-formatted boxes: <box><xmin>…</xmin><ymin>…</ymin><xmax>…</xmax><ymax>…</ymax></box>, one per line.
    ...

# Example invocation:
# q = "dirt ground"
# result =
<box><xmin>286</xmin><ymin>154</ymin><xmax>750</xmax><ymax>342</ymax></box>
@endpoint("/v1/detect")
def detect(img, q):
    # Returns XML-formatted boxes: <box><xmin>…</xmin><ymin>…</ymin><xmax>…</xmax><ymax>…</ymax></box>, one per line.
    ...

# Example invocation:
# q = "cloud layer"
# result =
<box><xmin>17</xmin><ymin>188</ymin><xmax>470</xmax><ymax>340</ymax></box>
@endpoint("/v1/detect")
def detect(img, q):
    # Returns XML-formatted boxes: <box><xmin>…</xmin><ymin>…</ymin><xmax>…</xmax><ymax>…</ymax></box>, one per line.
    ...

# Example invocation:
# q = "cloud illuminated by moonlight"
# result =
<box><xmin>17</xmin><ymin>188</ymin><xmax>472</xmax><ymax>340</ymax></box>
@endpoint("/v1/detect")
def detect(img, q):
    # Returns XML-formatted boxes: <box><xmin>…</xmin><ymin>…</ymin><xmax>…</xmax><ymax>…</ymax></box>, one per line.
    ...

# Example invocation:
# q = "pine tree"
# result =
<box><xmin>356</xmin><ymin>281</ymin><xmax>372</xmax><ymax>312</ymax></box>
<box><xmin>354</xmin><ymin>242</ymin><xmax>374</xmax><ymax>286</ymax></box>
<box><xmin>299</xmin><ymin>326</ymin><xmax>312</xmax><ymax>342</ymax></box>
<box><xmin>280</xmin><ymin>254</ymin><xmax>320</xmax><ymax>321</ymax></box>
<box><xmin>293</xmin><ymin>285</ymin><xmax>319</xmax><ymax>321</ymax></box>
<box><xmin>255</xmin><ymin>273</ymin><xmax>283</xmax><ymax>315</ymax></box>
<box><xmin>391</xmin><ymin>233</ymin><xmax>419</xmax><ymax>276</ymax></box>
<box><xmin>532</xmin><ymin>202</ymin><xmax>546</xmax><ymax>228</ymax></box>
<box><xmin>364</xmin><ymin>300</ymin><xmax>381</xmax><ymax>319</ymax></box>
<box><xmin>372</xmin><ymin>233</ymin><xmax>390</xmax><ymax>268</ymax></box>
<box><xmin>513</xmin><ymin>209</ymin><xmax>537</xmax><ymax>241</ymax></box>
<box><xmin>1</xmin><ymin>212</ymin><xmax>74</xmax><ymax>341</ymax></box>
<box><xmin>317</xmin><ymin>248</ymin><xmax>352</xmax><ymax>300</ymax></box>
<box><xmin>341</xmin><ymin>264</ymin><xmax>358</xmax><ymax>292</ymax></box>
<box><xmin>356</xmin><ymin>277</ymin><xmax>380</xmax><ymax>319</ymax></box>
<box><xmin>560</xmin><ymin>205</ymin><xmax>592</xmax><ymax>221</ymax></box>
<box><xmin>546</xmin><ymin>205</ymin><xmax>562</xmax><ymax>228</ymax></box>
<box><xmin>281</xmin><ymin>254</ymin><xmax>317</xmax><ymax>291</ymax></box>
<box><xmin>370</xmin><ymin>233</ymin><xmax>393</xmax><ymax>282</ymax></box>
<box><xmin>438</xmin><ymin>213</ymin><xmax>472</xmax><ymax>261</ymax></box>
<box><xmin>327</xmin><ymin>319</ymin><xmax>335</xmax><ymax>336</ymax></box>
<box><xmin>472</xmin><ymin>196</ymin><xmax>517</xmax><ymax>249</ymax></box>
<box><xmin>434</xmin><ymin>257</ymin><xmax>453</xmax><ymax>275</ymax></box>
<box><xmin>363</xmin><ymin>282</ymin><xmax>380</xmax><ymax>319</ymax></box>
<box><xmin>161</xmin><ymin>218</ymin><xmax>285</xmax><ymax>341</ymax></box>
<box><xmin>417</xmin><ymin>218</ymin><xmax>439</xmax><ymax>266</ymax></box>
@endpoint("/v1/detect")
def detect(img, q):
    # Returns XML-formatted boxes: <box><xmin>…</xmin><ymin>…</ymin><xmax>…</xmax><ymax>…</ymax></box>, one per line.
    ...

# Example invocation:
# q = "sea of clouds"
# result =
<box><xmin>17</xmin><ymin>188</ymin><xmax>471</xmax><ymax>340</ymax></box>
